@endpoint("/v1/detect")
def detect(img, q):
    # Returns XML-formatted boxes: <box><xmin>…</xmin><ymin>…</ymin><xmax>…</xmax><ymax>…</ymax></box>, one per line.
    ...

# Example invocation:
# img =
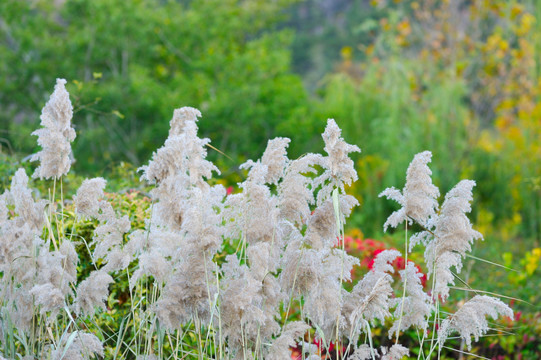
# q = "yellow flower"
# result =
<box><xmin>524</xmin><ymin>248</ymin><xmax>541</xmax><ymax>276</ymax></box>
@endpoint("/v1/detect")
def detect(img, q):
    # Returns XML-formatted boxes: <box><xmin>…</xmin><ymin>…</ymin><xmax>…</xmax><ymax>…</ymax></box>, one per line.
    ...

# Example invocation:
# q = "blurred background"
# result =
<box><xmin>0</xmin><ymin>0</ymin><xmax>540</xmax><ymax>357</ymax></box>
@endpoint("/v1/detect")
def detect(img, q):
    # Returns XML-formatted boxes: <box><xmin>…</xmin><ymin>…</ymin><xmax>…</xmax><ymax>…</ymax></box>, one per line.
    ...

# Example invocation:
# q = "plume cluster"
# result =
<box><xmin>388</xmin><ymin>262</ymin><xmax>432</xmax><ymax>338</ymax></box>
<box><xmin>343</xmin><ymin>249</ymin><xmax>400</xmax><ymax>341</ymax></box>
<box><xmin>0</xmin><ymin>88</ymin><xmax>515</xmax><ymax>359</ymax></box>
<box><xmin>0</xmin><ymin>80</ymin><xmax>106</xmax><ymax>359</ymax></box>
<box><xmin>49</xmin><ymin>331</ymin><xmax>104</xmax><ymax>360</ymax></box>
<box><xmin>380</xmin><ymin>151</ymin><xmax>512</xmax><ymax>354</ymax></box>
<box><xmin>134</xmin><ymin>107</ymin><xmax>225</xmax><ymax>331</ymax></box>
<box><xmin>0</xmin><ymin>168</ymin><xmax>78</xmax><ymax>329</ymax></box>
<box><xmin>72</xmin><ymin>176</ymin><xmax>131</xmax><ymax>317</ymax></box>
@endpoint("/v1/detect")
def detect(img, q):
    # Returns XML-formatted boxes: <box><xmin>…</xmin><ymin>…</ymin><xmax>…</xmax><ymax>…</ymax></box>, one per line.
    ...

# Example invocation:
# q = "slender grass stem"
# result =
<box><xmin>394</xmin><ymin>220</ymin><xmax>408</xmax><ymax>345</ymax></box>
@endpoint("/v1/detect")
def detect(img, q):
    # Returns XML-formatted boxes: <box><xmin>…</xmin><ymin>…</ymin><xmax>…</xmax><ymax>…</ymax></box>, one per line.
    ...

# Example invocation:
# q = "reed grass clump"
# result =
<box><xmin>0</xmin><ymin>79</ymin><xmax>513</xmax><ymax>359</ymax></box>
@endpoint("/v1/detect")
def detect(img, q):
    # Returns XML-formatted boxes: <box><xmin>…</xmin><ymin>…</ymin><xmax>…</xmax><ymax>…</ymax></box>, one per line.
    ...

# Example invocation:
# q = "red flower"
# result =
<box><xmin>313</xmin><ymin>339</ymin><xmax>344</xmax><ymax>356</ymax></box>
<box><xmin>394</xmin><ymin>256</ymin><xmax>405</xmax><ymax>270</ymax></box>
<box><xmin>364</xmin><ymin>239</ymin><xmax>378</xmax><ymax>248</ymax></box>
<box><xmin>415</xmin><ymin>264</ymin><xmax>428</xmax><ymax>287</ymax></box>
<box><xmin>368</xmin><ymin>249</ymin><xmax>385</xmax><ymax>270</ymax></box>
<box><xmin>290</xmin><ymin>346</ymin><xmax>302</xmax><ymax>359</ymax></box>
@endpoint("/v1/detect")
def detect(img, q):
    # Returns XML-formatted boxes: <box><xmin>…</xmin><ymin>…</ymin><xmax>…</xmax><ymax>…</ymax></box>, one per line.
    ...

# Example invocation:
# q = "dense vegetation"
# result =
<box><xmin>1</xmin><ymin>0</ymin><xmax>540</xmax><ymax>358</ymax></box>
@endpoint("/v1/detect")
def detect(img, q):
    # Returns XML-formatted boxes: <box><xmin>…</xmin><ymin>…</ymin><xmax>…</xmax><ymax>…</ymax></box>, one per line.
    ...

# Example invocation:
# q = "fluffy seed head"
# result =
<box><xmin>31</xmin><ymin>78</ymin><xmax>76</xmax><ymax>179</ymax></box>
<box><xmin>379</xmin><ymin>151</ymin><xmax>439</xmax><ymax>231</ymax></box>
<box><xmin>438</xmin><ymin>295</ymin><xmax>512</xmax><ymax>350</ymax></box>
<box><xmin>73</xmin><ymin>178</ymin><xmax>106</xmax><ymax>219</ymax></box>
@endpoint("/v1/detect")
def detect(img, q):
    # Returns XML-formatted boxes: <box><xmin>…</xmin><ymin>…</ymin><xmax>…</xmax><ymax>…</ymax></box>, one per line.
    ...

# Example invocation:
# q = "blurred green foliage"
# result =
<box><xmin>2</xmin><ymin>0</ymin><xmax>539</xmax><ymax>246</ymax></box>
<box><xmin>0</xmin><ymin>0</ymin><xmax>316</xmax><ymax>173</ymax></box>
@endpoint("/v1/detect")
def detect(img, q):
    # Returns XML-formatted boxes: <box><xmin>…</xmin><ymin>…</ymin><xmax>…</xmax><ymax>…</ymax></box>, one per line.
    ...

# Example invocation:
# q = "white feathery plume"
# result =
<box><xmin>148</xmin><ymin>179</ymin><xmax>185</xmax><ymax>230</ymax></box>
<box><xmin>140</xmin><ymin>107</ymin><xmax>219</xmax><ymax>233</ymax></box>
<box><xmin>381</xmin><ymin>344</ymin><xmax>409</xmax><ymax>360</ymax></box>
<box><xmin>129</xmin><ymin>249</ymin><xmax>169</xmax><ymax>288</ymax></box>
<box><xmin>371</xmin><ymin>249</ymin><xmax>401</xmax><ymax>274</ymax></box>
<box><xmin>438</xmin><ymin>295</ymin><xmax>512</xmax><ymax>350</ymax></box>
<box><xmin>258</xmin><ymin>274</ymin><xmax>284</xmax><ymax>338</ymax></box>
<box><xmin>169</xmin><ymin>106</ymin><xmax>201</xmax><ymax>137</ymax></box>
<box><xmin>302</xmin><ymin>248</ymin><xmax>359</xmax><ymax>339</ymax></box>
<box><xmin>389</xmin><ymin>262</ymin><xmax>432</xmax><ymax>338</ymax></box>
<box><xmin>73</xmin><ymin>177</ymin><xmax>131</xmax><ymax>272</ymax></box>
<box><xmin>266</xmin><ymin>321</ymin><xmax>309</xmax><ymax>360</ymax></box>
<box><xmin>50</xmin><ymin>331</ymin><xmax>104</xmax><ymax>360</ymax></box>
<box><xmin>286</xmin><ymin>121</ymin><xmax>359</xmax><ymax>341</ymax></box>
<box><xmin>5</xmin><ymin>168</ymin><xmax>46</xmax><ymax>231</ymax></box>
<box><xmin>246</xmin><ymin>243</ymin><xmax>288</xmax><ymax>333</ymax></box>
<box><xmin>304</xmin><ymin>195</ymin><xmax>357</xmax><ymax>250</ymax></box>
<box><xmin>280</xmin><ymin>241</ymin><xmax>321</xmax><ymax>297</ymax></box>
<box><xmin>277</xmin><ymin>153</ymin><xmax>321</xmax><ymax>226</ymax></box>
<box><xmin>153</xmin><ymin>245</ymin><xmax>218</xmax><ymax>329</ymax></box>
<box><xmin>29</xmin><ymin>283</ymin><xmax>64</xmax><ymax>315</ymax></box>
<box><xmin>349</xmin><ymin>344</ymin><xmax>372</xmax><ymax>360</ymax></box>
<box><xmin>181</xmin><ymin>119</ymin><xmax>220</xmax><ymax>187</ymax></box>
<box><xmin>0</xmin><ymin>196</ymin><xmax>7</xmax><ymax>223</ymax></box>
<box><xmin>246</xmin><ymin>242</ymin><xmax>274</xmax><ymax>280</ymax></box>
<box><xmin>260</xmin><ymin>137</ymin><xmax>291</xmax><ymax>185</ymax></box>
<box><xmin>314</xmin><ymin>119</ymin><xmax>360</xmax><ymax>205</ymax></box>
<box><xmin>73</xmin><ymin>270</ymin><xmax>113</xmax><ymax>317</ymax></box>
<box><xmin>81</xmin><ymin>196</ymin><xmax>130</xmax><ymax>272</ymax></box>
<box><xmin>33</xmin><ymin>248</ymin><xmax>76</xmax><ymax>301</ymax></box>
<box><xmin>379</xmin><ymin>151</ymin><xmax>439</xmax><ymax>231</ymax></box>
<box><xmin>136</xmin><ymin>108</ymin><xmax>225</xmax><ymax>333</ymax></box>
<box><xmin>126</xmin><ymin>226</ymin><xmax>179</xmax><ymax>260</ymax></box>
<box><xmin>218</xmin><ymin>242</ymin><xmax>285</xmax><ymax>351</ymax></box>
<box><xmin>265</xmin><ymin>121</ymin><xmax>360</xmax><ymax>340</ymax></box>
<box><xmin>305</xmin><ymin>199</ymin><xmax>339</xmax><ymax>250</ymax></box>
<box><xmin>101</xmin><ymin>248</ymin><xmax>132</xmax><ymax>273</ymax></box>
<box><xmin>10</xmin><ymin>289</ymin><xmax>34</xmax><ymax>331</ymax></box>
<box><xmin>223</xmin><ymin>161</ymin><xmax>280</xmax><ymax>246</ymax></box>
<box><xmin>281</xmin><ymin>240</ymin><xmax>359</xmax><ymax>340</ymax></box>
<box><xmin>124</xmin><ymin>229</ymin><xmax>148</xmax><ymax>256</ymax></box>
<box><xmin>31</xmin><ymin>78</ymin><xmax>76</xmax><ymax>179</ymax></box>
<box><xmin>140</xmin><ymin>135</ymin><xmax>186</xmax><ymax>185</ymax></box>
<box><xmin>0</xmin><ymin>169</ymin><xmax>45</xmax><ymax>278</ymax></box>
<box><xmin>152</xmin><ymin>183</ymin><xmax>224</xmax><ymax>328</ymax></box>
<box><xmin>92</xmin><ymin>209</ymin><xmax>131</xmax><ymax>260</ymax></box>
<box><xmin>140</xmin><ymin>106</ymin><xmax>218</xmax><ymax>188</ymax></box>
<box><xmin>180</xmin><ymin>184</ymin><xmax>225</xmax><ymax>254</ymax></box>
<box><xmin>73</xmin><ymin>178</ymin><xmax>106</xmax><ymax>219</ymax></box>
<box><xmin>343</xmin><ymin>249</ymin><xmax>400</xmax><ymax>339</ymax></box>
<box><xmin>426</xmin><ymin>180</ymin><xmax>483</xmax><ymax>301</ymax></box>
<box><xmin>219</xmin><ymin>255</ymin><xmax>265</xmax><ymax>353</ymax></box>
<box><xmin>0</xmin><ymin>219</ymin><xmax>34</xmax><ymax>274</ymax></box>
<box><xmin>59</xmin><ymin>240</ymin><xmax>78</xmax><ymax>282</ymax></box>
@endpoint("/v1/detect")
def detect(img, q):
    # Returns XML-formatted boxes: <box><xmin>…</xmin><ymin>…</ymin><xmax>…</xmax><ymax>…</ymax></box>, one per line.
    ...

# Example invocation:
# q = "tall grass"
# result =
<box><xmin>0</xmin><ymin>79</ymin><xmax>515</xmax><ymax>359</ymax></box>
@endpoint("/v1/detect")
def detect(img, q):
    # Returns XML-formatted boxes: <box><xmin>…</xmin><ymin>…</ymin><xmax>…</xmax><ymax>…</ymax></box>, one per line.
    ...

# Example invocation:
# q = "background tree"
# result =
<box><xmin>0</xmin><ymin>0</ymin><xmax>315</xmax><ymax>173</ymax></box>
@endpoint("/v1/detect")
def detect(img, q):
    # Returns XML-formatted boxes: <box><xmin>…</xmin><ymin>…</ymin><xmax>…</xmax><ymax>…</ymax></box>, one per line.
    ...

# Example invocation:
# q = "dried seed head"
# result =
<box><xmin>31</xmin><ymin>78</ymin><xmax>76</xmax><ymax>179</ymax></box>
